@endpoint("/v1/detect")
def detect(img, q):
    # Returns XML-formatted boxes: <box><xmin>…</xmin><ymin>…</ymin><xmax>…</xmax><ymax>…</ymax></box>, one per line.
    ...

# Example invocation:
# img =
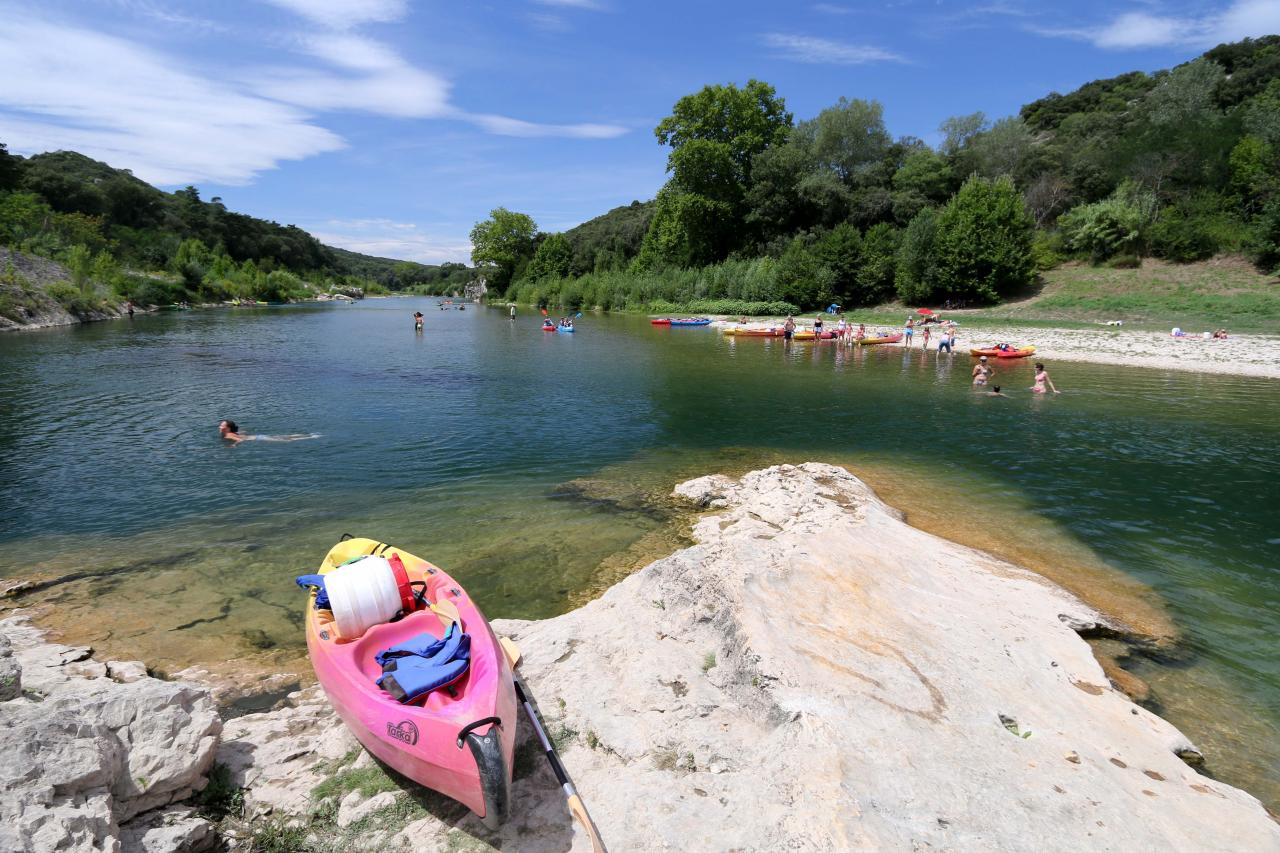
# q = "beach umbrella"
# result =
<box><xmin>916</xmin><ymin>308</ymin><xmax>934</xmax><ymax>316</ymax></box>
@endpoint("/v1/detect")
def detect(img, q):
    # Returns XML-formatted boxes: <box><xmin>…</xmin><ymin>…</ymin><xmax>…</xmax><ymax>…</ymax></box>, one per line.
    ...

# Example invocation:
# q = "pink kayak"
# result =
<box><xmin>302</xmin><ymin>538</ymin><xmax>517</xmax><ymax>828</ymax></box>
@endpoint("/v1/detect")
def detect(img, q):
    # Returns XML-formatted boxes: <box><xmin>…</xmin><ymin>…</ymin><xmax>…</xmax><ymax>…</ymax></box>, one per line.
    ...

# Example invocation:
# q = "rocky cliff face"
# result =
<box><xmin>0</xmin><ymin>248</ymin><xmax>129</xmax><ymax>331</ymax></box>
<box><xmin>4</xmin><ymin>464</ymin><xmax>1278</xmax><ymax>852</ymax></box>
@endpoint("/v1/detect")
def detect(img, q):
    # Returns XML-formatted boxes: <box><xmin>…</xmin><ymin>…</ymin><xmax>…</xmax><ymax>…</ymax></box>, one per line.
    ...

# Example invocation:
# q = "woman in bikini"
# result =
<box><xmin>1031</xmin><ymin>362</ymin><xmax>1060</xmax><ymax>394</ymax></box>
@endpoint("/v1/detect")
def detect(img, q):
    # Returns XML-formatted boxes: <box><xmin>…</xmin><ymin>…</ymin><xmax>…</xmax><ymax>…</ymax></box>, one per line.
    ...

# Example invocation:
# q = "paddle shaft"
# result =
<box><xmin>513</xmin><ymin>676</ymin><xmax>607</xmax><ymax>853</ymax></box>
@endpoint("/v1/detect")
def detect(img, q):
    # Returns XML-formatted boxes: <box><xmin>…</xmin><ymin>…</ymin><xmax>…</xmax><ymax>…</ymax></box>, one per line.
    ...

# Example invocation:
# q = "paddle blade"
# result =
<box><xmin>540</xmin><ymin>308</ymin><xmax>548</xmax><ymax>316</ymax></box>
<box><xmin>568</xmin><ymin>794</ymin><xmax>607</xmax><ymax>853</ymax></box>
<box><xmin>429</xmin><ymin>598</ymin><xmax>461</xmax><ymax>630</ymax></box>
<box><xmin>500</xmin><ymin>636</ymin><xmax>522</xmax><ymax>670</ymax></box>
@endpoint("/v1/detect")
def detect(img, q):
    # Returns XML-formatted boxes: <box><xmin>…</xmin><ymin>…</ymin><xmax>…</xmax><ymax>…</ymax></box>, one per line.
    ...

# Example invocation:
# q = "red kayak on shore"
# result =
<box><xmin>971</xmin><ymin>345</ymin><xmax>1036</xmax><ymax>359</ymax></box>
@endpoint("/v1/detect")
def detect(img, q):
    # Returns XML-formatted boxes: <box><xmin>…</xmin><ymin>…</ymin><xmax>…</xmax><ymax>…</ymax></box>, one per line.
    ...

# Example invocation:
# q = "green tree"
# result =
<box><xmin>645</xmin><ymin>80</ymin><xmax>792</xmax><ymax>265</ymax></box>
<box><xmin>1058</xmin><ymin>184</ymin><xmax>1153</xmax><ymax>262</ymax></box>
<box><xmin>891</xmin><ymin>149</ymin><xmax>952</xmax><ymax>222</ymax></box>
<box><xmin>854</xmin><ymin>222</ymin><xmax>900</xmax><ymax>305</ymax></box>
<box><xmin>798</xmin><ymin>97</ymin><xmax>891</xmax><ymax>184</ymax></box>
<box><xmin>939</xmin><ymin>112</ymin><xmax>988</xmax><ymax>157</ymax></box>
<box><xmin>964</xmin><ymin>117</ymin><xmax>1033</xmax><ymax>179</ymax></box>
<box><xmin>810</xmin><ymin>223</ymin><xmax>862</xmax><ymax>305</ymax></box>
<box><xmin>523</xmin><ymin>232</ymin><xmax>575</xmax><ymax>282</ymax></box>
<box><xmin>655</xmin><ymin>80</ymin><xmax>793</xmax><ymax>186</ymax></box>
<box><xmin>933</xmin><ymin>175</ymin><xmax>1034</xmax><ymax>302</ymax></box>
<box><xmin>895</xmin><ymin>208</ymin><xmax>941</xmax><ymax>303</ymax></box>
<box><xmin>775</xmin><ymin>236</ymin><xmax>835</xmax><ymax>309</ymax></box>
<box><xmin>470</xmin><ymin>207</ymin><xmax>537</xmax><ymax>294</ymax></box>
<box><xmin>64</xmin><ymin>244</ymin><xmax>94</xmax><ymax>296</ymax></box>
<box><xmin>0</xmin><ymin>192</ymin><xmax>51</xmax><ymax>246</ymax></box>
<box><xmin>172</xmin><ymin>237</ymin><xmax>211</xmax><ymax>288</ymax></box>
<box><xmin>0</xmin><ymin>142</ymin><xmax>20</xmax><ymax>191</ymax></box>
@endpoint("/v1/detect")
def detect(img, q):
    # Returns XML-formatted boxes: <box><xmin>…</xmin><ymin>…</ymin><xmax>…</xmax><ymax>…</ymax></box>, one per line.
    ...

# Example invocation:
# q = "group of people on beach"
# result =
<box><xmin>773</xmin><ymin>314</ymin><xmax>960</xmax><ymax>352</ymax></box>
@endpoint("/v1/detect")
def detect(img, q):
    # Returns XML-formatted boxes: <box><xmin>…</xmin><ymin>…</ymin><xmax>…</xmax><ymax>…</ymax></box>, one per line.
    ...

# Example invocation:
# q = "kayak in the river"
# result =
<box><xmin>557</xmin><ymin>326</ymin><xmax>576</xmax><ymax>333</ymax></box>
<box><xmin>971</xmin><ymin>346</ymin><xmax>1036</xmax><ymax>358</ymax></box>
<box><xmin>857</xmin><ymin>333</ymin><xmax>903</xmax><ymax>345</ymax></box>
<box><xmin>541</xmin><ymin>324</ymin><xmax>556</xmax><ymax>332</ymax></box>
<box><xmin>724</xmin><ymin>327</ymin><xmax>784</xmax><ymax>337</ymax></box>
<box><xmin>298</xmin><ymin>538</ymin><xmax>516</xmax><ymax>829</ymax></box>
<box><xmin>668</xmin><ymin>318</ymin><xmax>712</xmax><ymax>327</ymax></box>
<box><xmin>650</xmin><ymin>318</ymin><xmax>672</xmax><ymax>325</ymax></box>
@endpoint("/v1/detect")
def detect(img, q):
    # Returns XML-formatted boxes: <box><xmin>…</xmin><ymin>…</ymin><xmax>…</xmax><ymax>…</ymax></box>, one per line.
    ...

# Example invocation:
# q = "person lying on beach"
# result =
<box><xmin>1212</xmin><ymin>329</ymin><xmax>1229</xmax><ymax>339</ymax></box>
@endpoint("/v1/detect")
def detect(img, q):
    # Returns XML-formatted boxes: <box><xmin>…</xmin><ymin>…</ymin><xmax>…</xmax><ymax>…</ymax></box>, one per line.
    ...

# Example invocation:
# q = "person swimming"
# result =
<box><xmin>986</xmin><ymin>385</ymin><xmax>1007</xmax><ymax>397</ymax></box>
<box><xmin>219</xmin><ymin>419</ymin><xmax>318</xmax><ymax>444</ymax></box>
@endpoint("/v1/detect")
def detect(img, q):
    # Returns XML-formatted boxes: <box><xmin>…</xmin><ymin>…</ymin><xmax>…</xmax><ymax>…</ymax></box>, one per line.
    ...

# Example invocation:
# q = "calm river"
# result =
<box><xmin>0</xmin><ymin>299</ymin><xmax>1277</xmax><ymax>807</ymax></box>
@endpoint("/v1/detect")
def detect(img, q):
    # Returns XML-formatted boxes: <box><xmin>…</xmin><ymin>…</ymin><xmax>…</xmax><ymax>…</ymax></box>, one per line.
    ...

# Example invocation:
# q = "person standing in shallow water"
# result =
<box><xmin>1031</xmin><ymin>362</ymin><xmax>1060</xmax><ymax>394</ymax></box>
<box><xmin>413</xmin><ymin>312</ymin><xmax>424</xmax><ymax>330</ymax></box>
<box><xmin>783</xmin><ymin>315</ymin><xmax>796</xmax><ymax>341</ymax></box>
<box><xmin>972</xmin><ymin>356</ymin><xmax>993</xmax><ymax>386</ymax></box>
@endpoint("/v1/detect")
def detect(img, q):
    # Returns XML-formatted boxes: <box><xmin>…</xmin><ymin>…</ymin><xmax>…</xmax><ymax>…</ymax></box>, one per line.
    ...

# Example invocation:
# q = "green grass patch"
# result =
<box><xmin>193</xmin><ymin>763</ymin><xmax>244</xmax><ymax>821</ymax></box>
<box><xmin>311</xmin><ymin>763</ymin><xmax>400</xmax><ymax>803</ymax></box>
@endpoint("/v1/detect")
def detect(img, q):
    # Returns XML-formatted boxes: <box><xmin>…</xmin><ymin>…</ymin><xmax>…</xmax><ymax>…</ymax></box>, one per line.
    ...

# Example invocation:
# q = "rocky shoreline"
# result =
<box><xmin>2</xmin><ymin>464</ymin><xmax>1276</xmax><ymax>851</ymax></box>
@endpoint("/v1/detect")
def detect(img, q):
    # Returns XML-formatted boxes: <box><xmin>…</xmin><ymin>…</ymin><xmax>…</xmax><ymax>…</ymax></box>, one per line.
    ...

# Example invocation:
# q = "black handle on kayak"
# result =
<box><xmin>456</xmin><ymin>716</ymin><xmax>503</xmax><ymax>749</ymax></box>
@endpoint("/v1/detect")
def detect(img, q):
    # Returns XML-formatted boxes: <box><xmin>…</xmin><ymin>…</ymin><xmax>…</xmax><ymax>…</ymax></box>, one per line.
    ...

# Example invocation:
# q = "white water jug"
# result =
<box><xmin>324</xmin><ymin>556</ymin><xmax>402</xmax><ymax>639</ymax></box>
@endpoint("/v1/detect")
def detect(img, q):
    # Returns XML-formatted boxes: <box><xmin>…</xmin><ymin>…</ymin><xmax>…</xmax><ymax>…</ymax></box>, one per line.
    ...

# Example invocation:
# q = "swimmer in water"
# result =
<box><xmin>219</xmin><ymin>419</ymin><xmax>247</xmax><ymax>443</ymax></box>
<box><xmin>220</xmin><ymin>419</ymin><xmax>318</xmax><ymax>444</ymax></box>
<box><xmin>1031</xmin><ymin>362</ymin><xmax>1060</xmax><ymax>394</ymax></box>
<box><xmin>985</xmin><ymin>385</ymin><xmax>1008</xmax><ymax>397</ymax></box>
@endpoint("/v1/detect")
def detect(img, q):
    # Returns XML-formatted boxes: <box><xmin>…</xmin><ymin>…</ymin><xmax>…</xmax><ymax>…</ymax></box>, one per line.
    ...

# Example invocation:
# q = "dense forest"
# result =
<box><xmin>0</xmin><ymin>148</ymin><xmax>475</xmax><ymax>312</ymax></box>
<box><xmin>471</xmin><ymin>36</ymin><xmax>1280</xmax><ymax>315</ymax></box>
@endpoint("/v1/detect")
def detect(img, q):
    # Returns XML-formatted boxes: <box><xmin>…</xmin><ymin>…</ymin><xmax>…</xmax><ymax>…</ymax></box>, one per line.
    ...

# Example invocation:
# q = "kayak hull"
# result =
<box><xmin>556</xmin><ymin>327</ymin><xmax>575</xmax><ymax>333</ymax></box>
<box><xmin>650</xmin><ymin>318</ymin><xmax>672</xmax><ymax>325</ymax></box>
<box><xmin>724</xmin><ymin>328</ymin><xmax>784</xmax><ymax>337</ymax></box>
<box><xmin>669</xmin><ymin>318</ymin><xmax>712</xmax><ymax>327</ymax></box>
<box><xmin>857</xmin><ymin>334</ymin><xmax>904</xmax><ymax>345</ymax></box>
<box><xmin>305</xmin><ymin>538</ymin><xmax>516</xmax><ymax>827</ymax></box>
<box><xmin>970</xmin><ymin>346</ymin><xmax>1036</xmax><ymax>358</ymax></box>
<box><xmin>793</xmin><ymin>331</ymin><xmax>837</xmax><ymax>340</ymax></box>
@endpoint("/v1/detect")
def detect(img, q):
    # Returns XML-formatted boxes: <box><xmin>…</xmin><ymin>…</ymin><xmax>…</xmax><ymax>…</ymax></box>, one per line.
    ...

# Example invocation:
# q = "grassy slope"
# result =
<box><xmin>854</xmin><ymin>257</ymin><xmax>1279</xmax><ymax>333</ymax></box>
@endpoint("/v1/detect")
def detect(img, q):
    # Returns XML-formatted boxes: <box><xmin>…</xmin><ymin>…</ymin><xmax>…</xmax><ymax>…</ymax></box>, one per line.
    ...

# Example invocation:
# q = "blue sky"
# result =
<box><xmin>1</xmin><ymin>1</ymin><xmax>1278</xmax><ymax>264</ymax></box>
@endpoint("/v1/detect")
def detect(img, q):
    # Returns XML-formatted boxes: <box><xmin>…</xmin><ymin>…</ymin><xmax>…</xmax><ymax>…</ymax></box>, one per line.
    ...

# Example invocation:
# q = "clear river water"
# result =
<box><xmin>0</xmin><ymin>299</ymin><xmax>1276</xmax><ymax>808</ymax></box>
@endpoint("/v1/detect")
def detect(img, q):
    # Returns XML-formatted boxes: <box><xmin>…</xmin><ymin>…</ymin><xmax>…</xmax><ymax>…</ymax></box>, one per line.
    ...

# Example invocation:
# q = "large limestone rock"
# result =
<box><xmin>0</xmin><ymin>614</ymin><xmax>222</xmax><ymax>852</ymax></box>
<box><xmin>219</xmin><ymin>464</ymin><xmax>1280</xmax><ymax>852</ymax></box>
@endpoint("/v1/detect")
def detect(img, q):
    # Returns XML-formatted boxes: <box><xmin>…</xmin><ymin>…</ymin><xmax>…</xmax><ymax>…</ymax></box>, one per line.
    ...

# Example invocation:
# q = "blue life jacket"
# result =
<box><xmin>295</xmin><ymin>574</ymin><xmax>331</xmax><ymax>610</ymax></box>
<box><xmin>376</xmin><ymin>623</ymin><xmax>471</xmax><ymax>704</ymax></box>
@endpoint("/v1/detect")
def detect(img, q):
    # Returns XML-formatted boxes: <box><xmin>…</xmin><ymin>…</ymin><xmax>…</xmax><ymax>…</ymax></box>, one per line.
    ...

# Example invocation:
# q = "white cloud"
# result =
<box><xmin>307</xmin><ymin>219</ymin><xmax>473</xmax><ymax>264</ymax></box>
<box><xmin>253</xmin><ymin>33</ymin><xmax>451</xmax><ymax>118</ymax></box>
<box><xmin>1035</xmin><ymin>0</ymin><xmax>1280</xmax><ymax>50</ymax></box>
<box><xmin>0</xmin><ymin>7</ymin><xmax>629</xmax><ymax>186</ymax></box>
<box><xmin>762</xmin><ymin>33</ymin><xmax>905</xmax><ymax>65</ymax></box>
<box><xmin>0</xmin><ymin>15</ymin><xmax>343</xmax><ymax>185</ymax></box>
<box><xmin>261</xmin><ymin>0</ymin><xmax>407</xmax><ymax>29</ymax></box>
<box><xmin>466</xmin><ymin>114</ymin><xmax>628</xmax><ymax>139</ymax></box>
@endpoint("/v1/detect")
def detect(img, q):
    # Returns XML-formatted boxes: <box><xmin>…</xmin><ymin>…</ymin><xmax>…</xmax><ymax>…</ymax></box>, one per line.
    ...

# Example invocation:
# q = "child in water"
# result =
<box><xmin>413</xmin><ymin>312</ymin><xmax>424</xmax><ymax>330</ymax></box>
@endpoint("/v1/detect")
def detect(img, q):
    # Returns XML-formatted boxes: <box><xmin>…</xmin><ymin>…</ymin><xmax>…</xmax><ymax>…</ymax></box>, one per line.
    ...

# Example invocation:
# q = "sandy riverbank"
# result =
<box><xmin>709</xmin><ymin>318</ymin><xmax>1280</xmax><ymax>378</ymax></box>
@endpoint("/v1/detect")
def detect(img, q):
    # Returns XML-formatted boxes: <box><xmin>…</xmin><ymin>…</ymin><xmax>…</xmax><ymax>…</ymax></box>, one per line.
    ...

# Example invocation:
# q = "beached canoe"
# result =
<box><xmin>970</xmin><ymin>346</ymin><xmax>1036</xmax><ymax>358</ymax></box>
<box><xmin>857</xmin><ymin>334</ymin><xmax>904</xmax><ymax>345</ymax></box>
<box><xmin>669</xmin><ymin>318</ymin><xmax>712</xmax><ymax>327</ymax></box>
<box><xmin>724</xmin><ymin>327</ymin><xmax>784</xmax><ymax>337</ymax></box>
<box><xmin>793</xmin><ymin>330</ymin><xmax>838</xmax><ymax>340</ymax></box>
<box><xmin>299</xmin><ymin>538</ymin><xmax>516</xmax><ymax>828</ymax></box>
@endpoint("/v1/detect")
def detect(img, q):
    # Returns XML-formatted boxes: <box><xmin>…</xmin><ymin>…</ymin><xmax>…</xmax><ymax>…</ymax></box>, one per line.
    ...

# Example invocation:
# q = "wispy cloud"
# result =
<box><xmin>0</xmin><ymin>15</ymin><xmax>342</xmax><ymax>185</ymax></box>
<box><xmin>261</xmin><ymin>0</ymin><xmax>408</xmax><ymax>29</ymax></box>
<box><xmin>306</xmin><ymin>218</ymin><xmax>473</xmax><ymax>264</ymax></box>
<box><xmin>1032</xmin><ymin>0</ymin><xmax>1280</xmax><ymax>50</ymax></box>
<box><xmin>527</xmin><ymin>12</ymin><xmax>572</xmax><ymax>32</ymax></box>
<box><xmin>762</xmin><ymin>33</ymin><xmax>906</xmax><ymax>65</ymax></box>
<box><xmin>466</xmin><ymin>113</ymin><xmax>628</xmax><ymax>139</ymax></box>
<box><xmin>0</xmin><ymin>5</ymin><xmax>628</xmax><ymax>186</ymax></box>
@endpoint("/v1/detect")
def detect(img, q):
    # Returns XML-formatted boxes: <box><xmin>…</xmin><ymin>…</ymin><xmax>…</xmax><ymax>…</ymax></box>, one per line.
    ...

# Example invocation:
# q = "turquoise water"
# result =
<box><xmin>0</xmin><ymin>300</ymin><xmax>1276</xmax><ymax>806</ymax></box>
